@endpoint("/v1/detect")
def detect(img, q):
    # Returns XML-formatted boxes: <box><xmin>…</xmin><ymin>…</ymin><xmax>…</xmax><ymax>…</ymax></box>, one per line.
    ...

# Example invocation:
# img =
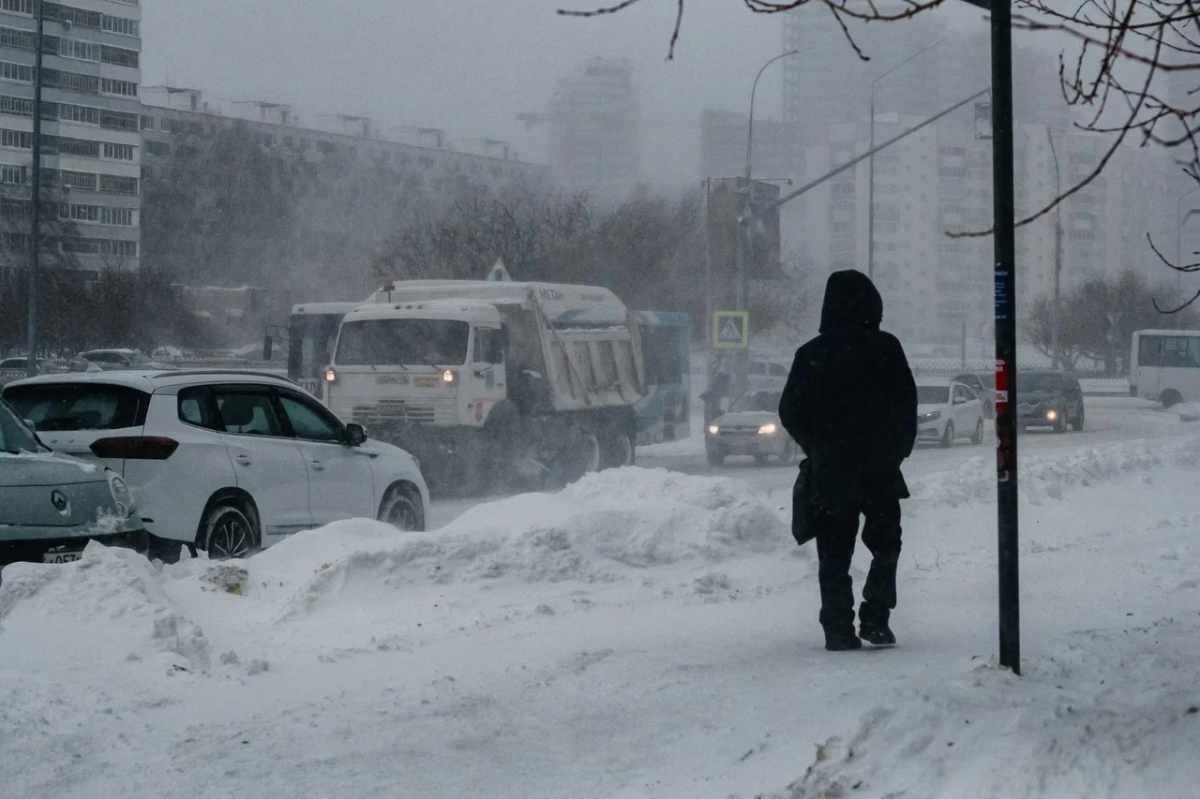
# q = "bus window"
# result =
<box><xmin>1138</xmin><ymin>335</ymin><xmax>1161</xmax><ymax>367</ymax></box>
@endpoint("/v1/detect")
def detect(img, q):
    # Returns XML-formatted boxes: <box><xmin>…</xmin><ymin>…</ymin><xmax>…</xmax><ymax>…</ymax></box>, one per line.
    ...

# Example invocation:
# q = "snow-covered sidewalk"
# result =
<box><xmin>2</xmin><ymin>441</ymin><xmax>1198</xmax><ymax>798</ymax></box>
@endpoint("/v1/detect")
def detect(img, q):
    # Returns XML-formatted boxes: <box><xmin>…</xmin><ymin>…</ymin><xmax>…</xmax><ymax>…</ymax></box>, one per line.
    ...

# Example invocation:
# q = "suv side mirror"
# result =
<box><xmin>263</xmin><ymin>334</ymin><xmax>274</xmax><ymax>361</ymax></box>
<box><xmin>953</xmin><ymin>395</ymin><xmax>967</xmax><ymax>405</ymax></box>
<box><xmin>344</xmin><ymin>422</ymin><xmax>367</xmax><ymax>446</ymax></box>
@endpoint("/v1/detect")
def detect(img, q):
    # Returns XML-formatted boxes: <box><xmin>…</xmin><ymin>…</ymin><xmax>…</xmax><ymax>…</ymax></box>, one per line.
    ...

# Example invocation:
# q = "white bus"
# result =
<box><xmin>1130</xmin><ymin>329</ymin><xmax>1200</xmax><ymax>407</ymax></box>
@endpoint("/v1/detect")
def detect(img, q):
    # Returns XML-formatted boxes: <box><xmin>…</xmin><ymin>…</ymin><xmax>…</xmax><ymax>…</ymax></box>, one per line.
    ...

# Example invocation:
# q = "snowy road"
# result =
<box><xmin>429</xmin><ymin>396</ymin><xmax>1181</xmax><ymax>530</ymax></box>
<box><xmin>3</xmin><ymin>398</ymin><xmax>1198</xmax><ymax>798</ymax></box>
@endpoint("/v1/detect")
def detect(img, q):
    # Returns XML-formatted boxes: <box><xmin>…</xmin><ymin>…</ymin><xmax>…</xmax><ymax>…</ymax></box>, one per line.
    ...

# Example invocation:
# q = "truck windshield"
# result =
<box><xmin>336</xmin><ymin>319</ymin><xmax>470</xmax><ymax>366</ymax></box>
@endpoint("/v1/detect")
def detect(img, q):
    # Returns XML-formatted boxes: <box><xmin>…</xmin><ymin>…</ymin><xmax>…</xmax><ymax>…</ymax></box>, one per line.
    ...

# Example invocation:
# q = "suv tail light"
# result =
<box><xmin>90</xmin><ymin>437</ymin><xmax>179</xmax><ymax>460</ymax></box>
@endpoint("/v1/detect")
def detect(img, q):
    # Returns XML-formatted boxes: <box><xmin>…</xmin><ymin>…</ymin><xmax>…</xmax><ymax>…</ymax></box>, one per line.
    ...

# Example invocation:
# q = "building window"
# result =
<box><xmin>0</xmin><ymin>61</ymin><xmax>34</xmax><ymax>84</ymax></box>
<box><xmin>0</xmin><ymin>163</ymin><xmax>26</xmax><ymax>184</ymax></box>
<box><xmin>100</xmin><ymin>14</ymin><xmax>139</xmax><ymax>37</ymax></box>
<box><xmin>140</xmin><ymin>115</ymin><xmax>155</xmax><ymax>131</ymax></box>
<box><xmin>262</xmin><ymin>134</ymin><xmax>274</xmax><ymax>148</ymax></box>
<box><xmin>59</xmin><ymin>38</ymin><xmax>101</xmax><ymax>62</ymax></box>
<box><xmin>58</xmin><ymin>103</ymin><xmax>101</xmax><ymax>125</ymax></box>
<box><xmin>99</xmin><ymin>78</ymin><xmax>138</xmax><ymax>98</ymax></box>
<box><xmin>1</xmin><ymin>128</ymin><xmax>32</xmax><ymax>149</ymax></box>
<box><xmin>0</xmin><ymin>26</ymin><xmax>37</xmax><ymax>50</ymax></box>
<box><xmin>100</xmin><ymin>45</ymin><xmax>139</xmax><ymax>69</ymax></box>
<box><xmin>61</xmin><ymin>236</ymin><xmax>138</xmax><ymax>256</ymax></box>
<box><xmin>145</xmin><ymin>140</ymin><xmax>170</xmax><ymax>157</ymax></box>
<box><xmin>52</xmin><ymin>71</ymin><xmax>100</xmax><ymax>94</ymax></box>
<box><xmin>99</xmin><ymin>110</ymin><xmax>138</xmax><ymax>131</ymax></box>
<box><xmin>44</xmin><ymin>135</ymin><xmax>101</xmax><ymax>158</ymax></box>
<box><xmin>0</xmin><ymin>95</ymin><xmax>32</xmax><ymax>117</ymax></box>
<box><xmin>61</xmin><ymin>170</ymin><xmax>98</xmax><ymax>190</ymax></box>
<box><xmin>102</xmin><ymin>142</ymin><xmax>134</xmax><ymax>161</ymax></box>
<box><xmin>283</xmin><ymin>135</ymin><xmax>294</xmax><ymax>150</ymax></box>
<box><xmin>1</xmin><ymin>0</ymin><xmax>34</xmax><ymax>13</ymax></box>
<box><xmin>99</xmin><ymin>174</ymin><xmax>137</xmax><ymax>194</ymax></box>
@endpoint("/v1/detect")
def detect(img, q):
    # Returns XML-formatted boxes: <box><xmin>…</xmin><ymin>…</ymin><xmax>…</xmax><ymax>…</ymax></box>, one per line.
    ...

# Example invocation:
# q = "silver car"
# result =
<box><xmin>0</xmin><ymin>398</ymin><xmax>146</xmax><ymax>573</ymax></box>
<box><xmin>705</xmin><ymin>389</ymin><xmax>800</xmax><ymax>466</ymax></box>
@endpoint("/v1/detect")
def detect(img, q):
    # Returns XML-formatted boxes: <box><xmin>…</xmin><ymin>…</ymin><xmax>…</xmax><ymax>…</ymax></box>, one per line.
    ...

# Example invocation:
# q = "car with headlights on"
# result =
<box><xmin>916</xmin><ymin>381</ymin><xmax>985</xmax><ymax>448</ymax></box>
<box><xmin>1016</xmin><ymin>370</ymin><xmax>1084</xmax><ymax>433</ymax></box>
<box><xmin>705</xmin><ymin>389</ymin><xmax>800</xmax><ymax>466</ymax></box>
<box><xmin>0</xmin><ymin>397</ymin><xmax>145</xmax><ymax>574</ymax></box>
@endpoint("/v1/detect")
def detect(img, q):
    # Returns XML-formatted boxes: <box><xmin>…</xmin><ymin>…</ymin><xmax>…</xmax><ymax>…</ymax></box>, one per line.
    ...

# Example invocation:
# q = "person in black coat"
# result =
<box><xmin>779</xmin><ymin>270</ymin><xmax>917</xmax><ymax>651</ymax></box>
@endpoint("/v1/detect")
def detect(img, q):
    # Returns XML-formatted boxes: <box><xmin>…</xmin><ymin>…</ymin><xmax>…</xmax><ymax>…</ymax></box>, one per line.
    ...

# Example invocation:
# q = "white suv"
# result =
<box><xmin>3</xmin><ymin>371</ymin><xmax>429</xmax><ymax>560</ymax></box>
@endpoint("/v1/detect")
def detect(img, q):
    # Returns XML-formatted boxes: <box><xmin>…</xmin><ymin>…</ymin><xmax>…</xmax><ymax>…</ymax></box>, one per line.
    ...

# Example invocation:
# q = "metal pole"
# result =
<box><xmin>25</xmin><ymin>0</ymin><xmax>44</xmax><ymax>378</ymax></box>
<box><xmin>868</xmin><ymin>94</ymin><xmax>876</xmax><ymax>280</ymax></box>
<box><xmin>776</xmin><ymin>89</ymin><xmax>990</xmax><ymax>209</ymax></box>
<box><xmin>704</xmin><ymin>178</ymin><xmax>712</xmax><ymax>331</ymax></box>
<box><xmin>991</xmin><ymin>0</ymin><xmax>1021</xmax><ymax>676</ymax></box>
<box><xmin>1047</xmin><ymin>127</ymin><xmax>1062</xmax><ymax>370</ymax></box>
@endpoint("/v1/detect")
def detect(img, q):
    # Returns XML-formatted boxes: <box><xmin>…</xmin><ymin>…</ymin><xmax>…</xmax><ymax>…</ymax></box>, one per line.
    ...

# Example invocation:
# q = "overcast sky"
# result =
<box><xmin>142</xmin><ymin>1</ymin><xmax>1002</xmax><ymax>189</ymax></box>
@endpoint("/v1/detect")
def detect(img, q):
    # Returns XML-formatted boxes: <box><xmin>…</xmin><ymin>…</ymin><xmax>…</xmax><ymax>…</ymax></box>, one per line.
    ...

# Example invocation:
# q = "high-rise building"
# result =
<box><xmin>0</xmin><ymin>0</ymin><xmax>142</xmax><ymax>277</ymax></box>
<box><xmin>699</xmin><ymin>109</ymin><xmax>800</xmax><ymax>182</ymax></box>
<box><xmin>549</xmin><ymin>57</ymin><xmax>639</xmax><ymax>202</ymax></box>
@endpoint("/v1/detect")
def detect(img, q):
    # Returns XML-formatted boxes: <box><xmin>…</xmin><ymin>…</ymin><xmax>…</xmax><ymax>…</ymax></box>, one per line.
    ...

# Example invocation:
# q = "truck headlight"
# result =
<box><xmin>707</xmin><ymin>424</ymin><xmax>720</xmax><ymax>435</ymax></box>
<box><xmin>758</xmin><ymin>423</ymin><xmax>778</xmax><ymax>435</ymax></box>
<box><xmin>324</xmin><ymin>368</ymin><xmax>337</xmax><ymax>384</ymax></box>
<box><xmin>442</xmin><ymin>369</ymin><xmax>458</xmax><ymax>385</ymax></box>
<box><xmin>1046</xmin><ymin>410</ymin><xmax>1058</xmax><ymax>421</ymax></box>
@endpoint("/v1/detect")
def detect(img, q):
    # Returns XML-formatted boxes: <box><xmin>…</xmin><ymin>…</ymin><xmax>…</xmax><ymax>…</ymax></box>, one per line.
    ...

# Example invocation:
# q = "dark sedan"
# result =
<box><xmin>1016</xmin><ymin>371</ymin><xmax>1085</xmax><ymax>433</ymax></box>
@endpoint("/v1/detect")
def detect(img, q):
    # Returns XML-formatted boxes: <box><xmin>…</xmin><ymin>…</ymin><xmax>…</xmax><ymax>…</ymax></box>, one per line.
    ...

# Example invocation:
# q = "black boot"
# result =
<box><xmin>824</xmin><ymin>627</ymin><xmax>862</xmax><ymax>651</ymax></box>
<box><xmin>859</xmin><ymin>622</ymin><xmax>896</xmax><ymax>646</ymax></box>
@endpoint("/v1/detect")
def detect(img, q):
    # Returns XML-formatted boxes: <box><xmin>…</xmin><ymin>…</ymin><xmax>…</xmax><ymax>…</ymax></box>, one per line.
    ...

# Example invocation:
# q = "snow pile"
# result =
<box><xmin>244</xmin><ymin>467</ymin><xmax>788</xmax><ymax>616</ymax></box>
<box><xmin>0</xmin><ymin>542</ymin><xmax>210</xmax><ymax>674</ymax></box>
<box><xmin>1164</xmin><ymin>401</ymin><xmax>1200</xmax><ymax>421</ymax></box>
<box><xmin>910</xmin><ymin>435</ymin><xmax>1200</xmax><ymax>506</ymax></box>
<box><xmin>776</xmin><ymin>620</ymin><xmax>1200</xmax><ymax>799</ymax></box>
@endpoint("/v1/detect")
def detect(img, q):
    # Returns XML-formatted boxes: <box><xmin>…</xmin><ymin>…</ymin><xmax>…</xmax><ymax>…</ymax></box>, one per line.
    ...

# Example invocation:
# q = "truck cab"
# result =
<box><xmin>325</xmin><ymin>299</ymin><xmax>507</xmax><ymax>434</ymax></box>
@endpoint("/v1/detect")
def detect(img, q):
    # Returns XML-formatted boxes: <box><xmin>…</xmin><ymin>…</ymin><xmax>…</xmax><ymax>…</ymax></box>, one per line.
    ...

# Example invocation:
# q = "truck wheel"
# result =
<box><xmin>1162</xmin><ymin>389</ymin><xmax>1182</xmax><ymax>408</ymax></box>
<box><xmin>601</xmin><ymin>432</ymin><xmax>635</xmax><ymax>469</ymax></box>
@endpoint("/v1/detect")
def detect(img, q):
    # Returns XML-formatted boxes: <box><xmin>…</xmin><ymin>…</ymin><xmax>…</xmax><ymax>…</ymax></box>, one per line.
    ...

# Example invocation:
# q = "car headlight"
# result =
<box><xmin>707</xmin><ymin>424</ymin><xmax>720</xmax><ymax>435</ymax></box>
<box><xmin>1045</xmin><ymin>409</ymin><xmax>1058</xmax><ymax>421</ymax></box>
<box><xmin>105</xmin><ymin>470</ymin><xmax>136</xmax><ymax>518</ymax></box>
<box><xmin>758</xmin><ymin>423</ymin><xmax>778</xmax><ymax>435</ymax></box>
<box><xmin>919</xmin><ymin>411</ymin><xmax>942</xmax><ymax>423</ymax></box>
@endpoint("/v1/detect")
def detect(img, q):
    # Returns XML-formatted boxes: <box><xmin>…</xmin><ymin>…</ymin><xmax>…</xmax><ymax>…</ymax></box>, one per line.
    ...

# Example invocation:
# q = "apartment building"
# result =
<box><xmin>0</xmin><ymin>0</ymin><xmax>141</xmax><ymax>277</ymax></box>
<box><xmin>549</xmin><ymin>57</ymin><xmax>639</xmax><ymax>203</ymax></box>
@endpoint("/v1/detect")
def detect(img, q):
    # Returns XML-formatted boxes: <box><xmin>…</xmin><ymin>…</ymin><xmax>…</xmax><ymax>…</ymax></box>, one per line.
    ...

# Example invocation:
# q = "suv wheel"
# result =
<box><xmin>939</xmin><ymin>421</ymin><xmax>955</xmax><ymax>449</ymax></box>
<box><xmin>200</xmin><ymin>502</ymin><xmax>258</xmax><ymax>560</ymax></box>
<box><xmin>378</xmin><ymin>486</ymin><xmax>425</xmax><ymax>531</ymax></box>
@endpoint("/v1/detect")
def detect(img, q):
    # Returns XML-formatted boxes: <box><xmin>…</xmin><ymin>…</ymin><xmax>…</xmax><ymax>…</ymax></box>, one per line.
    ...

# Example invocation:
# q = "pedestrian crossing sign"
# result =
<box><xmin>713</xmin><ymin>311</ymin><xmax>749</xmax><ymax>349</ymax></box>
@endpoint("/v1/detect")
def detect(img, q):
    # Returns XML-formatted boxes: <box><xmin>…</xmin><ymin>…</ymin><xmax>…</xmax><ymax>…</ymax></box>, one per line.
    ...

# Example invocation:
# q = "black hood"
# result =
<box><xmin>819</xmin><ymin>270</ymin><xmax>884</xmax><ymax>333</ymax></box>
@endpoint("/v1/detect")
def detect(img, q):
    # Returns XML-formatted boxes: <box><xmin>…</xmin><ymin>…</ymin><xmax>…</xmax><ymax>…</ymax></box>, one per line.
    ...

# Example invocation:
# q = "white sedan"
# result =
<box><xmin>916</xmin><ymin>381</ymin><xmax>985</xmax><ymax>448</ymax></box>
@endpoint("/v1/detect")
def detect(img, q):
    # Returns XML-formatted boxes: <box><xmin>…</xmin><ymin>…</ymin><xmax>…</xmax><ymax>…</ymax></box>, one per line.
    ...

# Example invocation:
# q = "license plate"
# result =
<box><xmin>376</xmin><ymin>375</ymin><xmax>410</xmax><ymax>385</ymax></box>
<box><xmin>43</xmin><ymin>550</ymin><xmax>83</xmax><ymax>564</ymax></box>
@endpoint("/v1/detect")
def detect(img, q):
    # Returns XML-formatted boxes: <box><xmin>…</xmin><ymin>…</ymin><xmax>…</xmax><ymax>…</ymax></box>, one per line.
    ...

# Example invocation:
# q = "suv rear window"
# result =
<box><xmin>3</xmin><ymin>383</ymin><xmax>148</xmax><ymax>431</ymax></box>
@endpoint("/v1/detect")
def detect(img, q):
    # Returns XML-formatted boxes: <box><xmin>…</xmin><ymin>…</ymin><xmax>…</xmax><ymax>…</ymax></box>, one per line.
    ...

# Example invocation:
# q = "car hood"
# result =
<box><xmin>715</xmin><ymin>411</ymin><xmax>780</xmax><ymax>427</ymax></box>
<box><xmin>917</xmin><ymin>403</ymin><xmax>946</xmax><ymax>416</ymax></box>
<box><xmin>0</xmin><ymin>451</ymin><xmax>103</xmax><ymax>487</ymax></box>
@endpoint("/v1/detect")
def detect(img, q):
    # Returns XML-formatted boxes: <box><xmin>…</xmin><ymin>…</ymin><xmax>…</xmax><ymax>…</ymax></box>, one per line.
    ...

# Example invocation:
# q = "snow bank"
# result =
<box><xmin>910</xmin><ymin>435</ymin><xmax>1200</xmax><ymax>506</ymax></box>
<box><xmin>0</xmin><ymin>542</ymin><xmax>210</xmax><ymax>673</ymax></box>
<box><xmin>777</xmin><ymin>620</ymin><xmax>1200</xmax><ymax>799</ymax></box>
<box><xmin>252</xmin><ymin>467</ymin><xmax>789</xmax><ymax>617</ymax></box>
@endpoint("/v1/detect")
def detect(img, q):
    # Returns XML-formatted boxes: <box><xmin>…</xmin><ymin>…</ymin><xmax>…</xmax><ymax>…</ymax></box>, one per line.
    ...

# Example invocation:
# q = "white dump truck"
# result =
<box><xmin>322</xmin><ymin>279</ymin><xmax>646</xmax><ymax>491</ymax></box>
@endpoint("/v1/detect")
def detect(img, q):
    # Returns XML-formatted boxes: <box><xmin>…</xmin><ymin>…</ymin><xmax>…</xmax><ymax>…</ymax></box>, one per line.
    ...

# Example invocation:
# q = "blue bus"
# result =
<box><xmin>635</xmin><ymin>311</ymin><xmax>691</xmax><ymax>446</ymax></box>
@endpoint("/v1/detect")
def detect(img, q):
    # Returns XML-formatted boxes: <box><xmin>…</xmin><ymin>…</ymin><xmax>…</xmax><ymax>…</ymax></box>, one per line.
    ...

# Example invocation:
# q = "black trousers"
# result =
<box><xmin>814</xmin><ymin>498</ymin><xmax>903</xmax><ymax>631</ymax></box>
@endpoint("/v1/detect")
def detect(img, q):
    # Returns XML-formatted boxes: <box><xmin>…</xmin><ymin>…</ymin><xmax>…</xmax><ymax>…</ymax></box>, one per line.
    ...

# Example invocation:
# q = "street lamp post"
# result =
<box><xmin>1047</xmin><ymin>127</ymin><xmax>1064</xmax><ymax>369</ymax></box>
<box><xmin>740</xmin><ymin>49</ymin><xmax>798</xmax><ymax>313</ymax></box>
<box><xmin>25</xmin><ymin>0</ymin><xmax>46</xmax><ymax>377</ymax></box>
<box><xmin>867</xmin><ymin>37</ymin><xmax>947</xmax><ymax>280</ymax></box>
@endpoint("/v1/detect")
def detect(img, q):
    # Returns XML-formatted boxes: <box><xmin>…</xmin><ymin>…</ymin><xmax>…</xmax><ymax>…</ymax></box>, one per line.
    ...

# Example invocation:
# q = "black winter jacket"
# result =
<box><xmin>778</xmin><ymin>270</ymin><xmax>917</xmax><ymax>508</ymax></box>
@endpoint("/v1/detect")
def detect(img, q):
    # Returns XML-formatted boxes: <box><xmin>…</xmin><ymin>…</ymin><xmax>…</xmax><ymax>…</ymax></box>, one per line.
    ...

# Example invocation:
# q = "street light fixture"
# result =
<box><xmin>25</xmin><ymin>0</ymin><xmax>46</xmax><ymax>377</ymax></box>
<box><xmin>867</xmin><ymin>37</ymin><xmax>948</xmax><ymax>281</ymax></box>
<box><xmin>745</xmin><ymin>49</ymin><xmax>798</xmax><ymax>184</ymax></box>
